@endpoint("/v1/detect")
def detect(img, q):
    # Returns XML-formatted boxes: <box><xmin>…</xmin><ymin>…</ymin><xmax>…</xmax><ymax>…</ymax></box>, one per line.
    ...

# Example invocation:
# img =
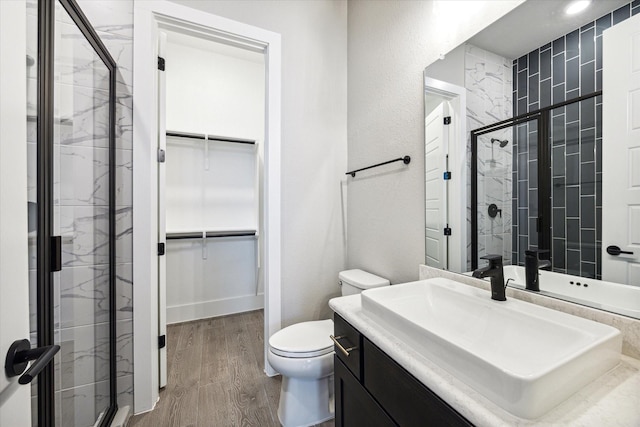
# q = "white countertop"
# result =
<box><xmin>329</xmin><ymin>294</ymin><xmax>640</xmax><ymax>427</ymax></box>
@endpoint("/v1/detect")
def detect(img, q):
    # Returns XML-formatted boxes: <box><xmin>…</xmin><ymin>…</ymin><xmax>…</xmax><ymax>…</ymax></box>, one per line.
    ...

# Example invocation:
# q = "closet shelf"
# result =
<box><xmin>166</xmin><ymin>229</ymin><xmax>257</xmax><ymax>240</ymax></box>
<box><xmin>166</xmin><ymin>130</ymin><xmax>255</xmax><ymax>145</ymax></box>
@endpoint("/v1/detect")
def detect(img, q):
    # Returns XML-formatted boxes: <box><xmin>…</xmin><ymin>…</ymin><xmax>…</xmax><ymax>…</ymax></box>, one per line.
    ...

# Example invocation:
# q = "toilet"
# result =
<box><xmin>268</xmin><ymin>269</ymin><xmax>390</xmax><ymax>427</ymax></box>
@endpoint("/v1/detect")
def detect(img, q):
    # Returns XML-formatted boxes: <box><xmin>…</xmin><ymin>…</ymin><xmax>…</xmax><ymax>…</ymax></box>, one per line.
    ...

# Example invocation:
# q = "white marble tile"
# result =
<box><xmin>55</xmin><ymin>22</ymin><xmax>110</xmax><ymax>92</ymax></box>
<box><xmin>60</xmin><ymin>378</ymin><xmax>110</xmax><ymax>427</ymax></box>
<box><xmin>76</xmin><ymin>0</ymin><xmax>134</xmax><ymax>38</ymax></box>
<box><xmin>115</xmin><ymin>91</ymin><xmax>133</xmax><ymax>151</ymax></box>
<box><xmin>115</xmin><ymin>319</ymin><xmax>133</xmax><ymax>377</ymax></box>
<box><xmin>60</xmin><ymin>145</ymin><xmax>110</xmax><ymax>207</ymax></box>
<box><xmin>59</xmin><ymin>265</ymin><xmax>110</xmax><ymax>329</ymax></box>
<box><xmin>60</xmin><ymin>206</ymin><xmax>109</xmax><ymax>267</ymax></box>
<box><xmin>58</xmin><ymin>85</ymin><xmax>110</xmax><ymax>148</ymax></box>
<box><xmin>116</xmin><ymin>263</ymin><xmax>133</xmax><ymax>321</ymax></box>
<box><xmin>97</xmin><ymin>30</ymin><xmax>133</xmax><ymax>90</ymax></box>
<box><xmin>58</xmin><ymin>319</ymin><xmax>132</xmax><ymax>390</ymax></box>
<box><xmin>465</xmin><ymin>44</ymin><xmax>513</xmax><ymax>267</ymax></box>
<box><xmin>115</xmin><ymin>206</ymin><xmax>133</xmax><ymax>264</ymax></box>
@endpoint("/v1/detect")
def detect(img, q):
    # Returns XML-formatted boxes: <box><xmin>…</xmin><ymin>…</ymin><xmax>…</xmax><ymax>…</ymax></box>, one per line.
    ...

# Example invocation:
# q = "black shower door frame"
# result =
<box><xmin>470</xmin><ymin>91</ymin><xmax>601</xmax><ymax>270</ymax></box>
<box><xmin>37</xmin><ymin>0</ymin><xmax>117</xmax><ymax>425</ymax></box>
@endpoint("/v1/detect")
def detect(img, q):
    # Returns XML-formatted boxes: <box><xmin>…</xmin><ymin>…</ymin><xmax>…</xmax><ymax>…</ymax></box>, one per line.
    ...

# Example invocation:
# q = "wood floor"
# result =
<box><xmin>128</xmin><ymin>311</ymin><xmax>335</xmax><ymax>427</ymax></box>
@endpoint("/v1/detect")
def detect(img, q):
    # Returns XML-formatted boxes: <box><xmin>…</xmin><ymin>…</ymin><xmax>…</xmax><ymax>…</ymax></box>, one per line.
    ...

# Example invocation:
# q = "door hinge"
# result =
<box><xmin>158</xmin><ymin>56</ymin><xmax>165</xmax><ymax>71</ymax></box>
<box><xmin>443</xmin><ymin>171</ymin><xmax>452</xmax><ymax>180</ymax></box>
<box><xmin>444</xmin><ymin>227</ymin><xmax>452</xmax><ymax>236</ymax></box>
<box><xmin>443</xmin><ymin>116</ymin><xmax>451</xmax><ymax>125</ymax></box>
<box><xmin>158</xmin><ymin>148</ymin><xmax>166</xmax><ymax>163</ymax></box>
<box><xmin>51</xmin><ymin>235</ymin><xmax>62</xmax><ymax>272</ymax></box>
<box><xmin>159</xmin><ymin>335</ymin><xmax>166</xmax><ymax>349</ymax></box>
<box><xmin>158</xmin><ymin>242</ymin><xmax>165</xmax><ymax>256</ymax></box>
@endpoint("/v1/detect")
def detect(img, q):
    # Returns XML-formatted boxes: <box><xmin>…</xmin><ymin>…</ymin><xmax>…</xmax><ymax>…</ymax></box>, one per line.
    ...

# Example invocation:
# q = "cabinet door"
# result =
<box><xmin>364</xmin><ymin>339</ymin><xmax>473</xmax><ymax>427</ymax></box>
<box><xmin>335</xmin><ymin>357</ymin><xmax>396</xmax><ymax>427</ymax></box>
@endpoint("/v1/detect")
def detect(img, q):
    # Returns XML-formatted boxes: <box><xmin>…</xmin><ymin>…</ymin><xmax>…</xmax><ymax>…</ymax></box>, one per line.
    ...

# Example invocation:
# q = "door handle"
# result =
<box><xmin>4</xmin><ymin>339</ymin><xmax>60</xmax><ymax>385</ymax></box>
<box><xmin>606</xmin><ymin>245</ymin><xmax>634</xmax><ymax>256</ymax></box>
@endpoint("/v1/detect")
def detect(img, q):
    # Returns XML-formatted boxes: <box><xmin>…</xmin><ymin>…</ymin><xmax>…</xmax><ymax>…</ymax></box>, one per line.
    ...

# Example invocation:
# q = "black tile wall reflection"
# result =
<box><xmin>511</xmin><ymin>1</ymin><xmax>638</xmax><ymax>279</ymax></box>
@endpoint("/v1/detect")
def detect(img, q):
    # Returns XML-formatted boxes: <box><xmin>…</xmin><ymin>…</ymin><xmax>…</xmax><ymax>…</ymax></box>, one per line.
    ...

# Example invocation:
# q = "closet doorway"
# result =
<box><xmin>158</xmin><ymin>30</ymin><xmax>266</xmax><ymax>387</ymax></box>
<box><xmin>133</xmin><ymin>2</ymin><xmax>282</xmax><ymax>413</ymax></box>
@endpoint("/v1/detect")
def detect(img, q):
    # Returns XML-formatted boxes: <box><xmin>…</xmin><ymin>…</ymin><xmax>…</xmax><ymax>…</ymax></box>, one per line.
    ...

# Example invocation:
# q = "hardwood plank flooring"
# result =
<box><xmin>128</xmin><ymin>311</ymin><xmax>335</xmax><ymax>427</ymax></box>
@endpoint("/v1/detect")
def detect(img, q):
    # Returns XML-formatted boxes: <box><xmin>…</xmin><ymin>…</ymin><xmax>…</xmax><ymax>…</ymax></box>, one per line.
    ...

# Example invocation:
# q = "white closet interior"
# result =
<box><xmin>162</xmin><ymin>31</ymin><xmax>265</xmax><ymax>324</ymax></box>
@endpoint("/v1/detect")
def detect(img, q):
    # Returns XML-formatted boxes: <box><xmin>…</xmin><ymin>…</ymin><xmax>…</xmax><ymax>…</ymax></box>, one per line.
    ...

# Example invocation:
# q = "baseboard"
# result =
<box><xmin>167</xmin><ymin>294</ymin><xmax>264</xmax><ymax>324</ymax></box>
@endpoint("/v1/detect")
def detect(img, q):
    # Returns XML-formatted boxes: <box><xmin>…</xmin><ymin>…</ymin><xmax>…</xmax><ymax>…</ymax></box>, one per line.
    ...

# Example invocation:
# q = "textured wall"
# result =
<box><xmin>169</xmin><ymin>0</ymin><xmax>348</xmax><ymax>325</ymax></box>
<box><xmin>347</xmin><ymin>0</ymin><xmax>523</xmax><ymax>284</ymax></box>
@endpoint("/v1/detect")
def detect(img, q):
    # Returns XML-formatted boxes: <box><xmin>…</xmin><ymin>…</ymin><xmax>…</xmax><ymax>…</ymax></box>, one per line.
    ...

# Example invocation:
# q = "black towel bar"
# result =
<box><xmin>345</xmin><ymin>155</ymin><xmax>411</xmax><ymax>177</ymax></box>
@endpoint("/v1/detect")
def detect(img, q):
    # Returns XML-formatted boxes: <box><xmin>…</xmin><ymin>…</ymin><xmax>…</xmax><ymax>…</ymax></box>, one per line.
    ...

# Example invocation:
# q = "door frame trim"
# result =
<box><xmin>133</xmin><ymin>1</ymin><xmax>282</xmax><ymax>414</ymax></box>
<box><xmin>423</xmin><ymin>76</ymin><xmax>467</xmax><ymax>272</ymax></box>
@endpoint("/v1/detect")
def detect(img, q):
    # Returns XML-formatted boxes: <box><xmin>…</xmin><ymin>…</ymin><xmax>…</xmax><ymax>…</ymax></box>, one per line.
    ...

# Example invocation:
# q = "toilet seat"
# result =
<box><xmin>269</xmin><ymin>319</ymin><xmax>334</xmax><ymax>358</ymax></box>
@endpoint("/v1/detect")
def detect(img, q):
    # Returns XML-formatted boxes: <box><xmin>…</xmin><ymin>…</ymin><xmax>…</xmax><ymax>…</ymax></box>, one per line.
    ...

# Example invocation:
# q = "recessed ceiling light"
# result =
<box><xmin>565</xmin><ymin>0</ymin><xmax>591</xmax><ymax>15</ymax></box>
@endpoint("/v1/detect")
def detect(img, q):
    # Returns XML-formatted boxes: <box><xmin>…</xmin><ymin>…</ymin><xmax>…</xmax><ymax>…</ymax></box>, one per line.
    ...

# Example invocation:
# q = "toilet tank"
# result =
<box><xmin>339</xmin><ymin>269</ymin><xmax>390</xmax><ymax>296</ymax></box>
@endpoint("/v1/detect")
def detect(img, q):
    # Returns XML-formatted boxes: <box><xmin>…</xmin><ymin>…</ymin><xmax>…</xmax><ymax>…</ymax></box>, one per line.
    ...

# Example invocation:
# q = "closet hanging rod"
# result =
<box><xmin>166</xmin><ymin>131</ymin><xmax>256</xmax><ymax>145</ymax></box>
<box><xmin>166</xmin><ymin>230</ymin><xmax>257</xmax><ymax>240</ymax></box>
<box><xmin>345</xmin><ymin>155</ymin><xmax>411</xmax><ymax>177</ymax></box>
<box><xmin>166</xmin><ymin>131</ymin><xmax>206</xmax><ymax>140</ymax></box>
<box><xmin>207</xmin><ymin>135</ymin><xmax>256</xmax><ymax>145</ymax></box>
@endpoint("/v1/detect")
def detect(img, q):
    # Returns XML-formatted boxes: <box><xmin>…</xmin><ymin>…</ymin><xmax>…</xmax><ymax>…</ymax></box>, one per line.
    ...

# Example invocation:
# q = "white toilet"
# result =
<box><xmin>268</xmin><ymin>269</ymin><xmax>390</xmax><ymax>427</ymax></box>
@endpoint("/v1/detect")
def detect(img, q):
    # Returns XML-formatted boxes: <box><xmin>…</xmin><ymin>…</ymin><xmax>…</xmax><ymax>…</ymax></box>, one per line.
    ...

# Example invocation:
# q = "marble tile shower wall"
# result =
<box><xmin>465</xmin><ymin>45</ymin><xmax>513</xmax><ymax>269</ymax></box>
<box><xmin>511</xmin><ymin>0</ymin><xmax>639</xmax><ymax>279</ymax></box>
<box><xmin>26</xmin><ymin>1</ymin><xmax>133</xmax><ymax>425</ymax></box>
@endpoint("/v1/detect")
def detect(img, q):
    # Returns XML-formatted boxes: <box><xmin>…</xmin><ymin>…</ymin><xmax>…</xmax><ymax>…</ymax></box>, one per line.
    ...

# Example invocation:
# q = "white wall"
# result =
<box><xmin>169</xmin><ymin>0</ymin><xmax>348</xmax><ymax>324</ymax></box>
<box><xmin>347</xmin><ymin>0</ymin><xmax>524</xmax><ymax>284</ymax></box>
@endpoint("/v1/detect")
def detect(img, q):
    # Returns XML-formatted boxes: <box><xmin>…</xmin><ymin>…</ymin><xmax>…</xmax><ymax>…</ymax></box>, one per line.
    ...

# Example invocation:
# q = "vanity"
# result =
<box><xmin>330</xmin><ymin>268</ymin><xmax>640</xmax><ymax>426</ymax></box>
<box><xmin>333</xmin><ymin>313</ymin><xmax>471</xmax><ymax>426</ymax></box>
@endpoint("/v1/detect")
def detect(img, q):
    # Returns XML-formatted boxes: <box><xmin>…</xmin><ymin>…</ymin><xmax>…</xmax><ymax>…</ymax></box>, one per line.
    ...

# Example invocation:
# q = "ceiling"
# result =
<box><xmin>468</xmin><ymin>0</ymin><xmax>630</xmax><ymax>60</ymax></box>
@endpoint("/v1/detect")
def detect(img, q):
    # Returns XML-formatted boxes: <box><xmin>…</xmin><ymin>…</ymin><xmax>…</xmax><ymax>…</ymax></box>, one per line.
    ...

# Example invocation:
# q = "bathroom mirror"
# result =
<box><xmin>423</xmin><ymin>0</ymin><xmax>640</xmax><ymax>319</ymax></box>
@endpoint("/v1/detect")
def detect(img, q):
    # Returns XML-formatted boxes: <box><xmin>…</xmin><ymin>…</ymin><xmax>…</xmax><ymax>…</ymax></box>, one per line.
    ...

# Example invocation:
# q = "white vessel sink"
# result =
<box><xmin>361</xmin><ymin>278</ymin><xmax>622</xmax><ymax>419</ymax></box>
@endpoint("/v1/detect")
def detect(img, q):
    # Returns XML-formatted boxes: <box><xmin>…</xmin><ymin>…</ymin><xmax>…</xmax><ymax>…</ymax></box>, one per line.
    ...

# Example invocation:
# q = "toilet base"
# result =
<box><xmin>277</xmin><ymin>374</ymin><xmax>334</xmax><ymax>427</ymax></box>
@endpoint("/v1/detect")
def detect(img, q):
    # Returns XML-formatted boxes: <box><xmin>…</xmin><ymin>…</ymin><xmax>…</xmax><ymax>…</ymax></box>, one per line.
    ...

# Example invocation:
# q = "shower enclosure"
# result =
<box><xmin>472</xmin><ymin>91</ymin><xmax>602</xmax><ymax>280</ymax></box>
<box><xmin>27</xmin><ymin>0</ymin><xmax>118</xmax><ymax>425</ymax></box>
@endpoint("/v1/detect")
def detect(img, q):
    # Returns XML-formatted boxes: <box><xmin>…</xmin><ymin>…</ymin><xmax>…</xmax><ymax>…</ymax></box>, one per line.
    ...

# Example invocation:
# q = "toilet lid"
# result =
<box><xmin>269</xmin><ymin>319</ymin><xmax>334</xmax><ymax>358</ymax></box>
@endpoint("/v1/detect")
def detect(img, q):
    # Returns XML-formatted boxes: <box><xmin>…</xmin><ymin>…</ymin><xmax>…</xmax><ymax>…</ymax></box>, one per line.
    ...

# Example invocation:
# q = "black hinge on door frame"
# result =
<box><xmin>444</xmin><ymin>226</ymin><xmax>452</xmax><ymax>236</ymax></box>
<box><xmin>158</xmin><ymin>242</ymin><xmax>165</xmax><ymax>256</ymax></box>
<box><xmin>158</xmin><ymin>56</ymin><xmax>165</xmax><ymax>71</ymax></box>
<box><xmin>50</xmin><ymin>236</ymin><xmax>62</xmax><ymax>272</ymax></box>
<box><xmin>158</xmin><ymin>335</ymin><xmax>166</xmax><ymax>349</ymax></box>
<box><xmin>443</xmin><ymin>171</ymin><xmax>452</xmax><ymax>180</ymax></box>
<box><xmin>443</xmin><ymin>116</ymin><xmax>451</xmax><ymax>125</ymax></box>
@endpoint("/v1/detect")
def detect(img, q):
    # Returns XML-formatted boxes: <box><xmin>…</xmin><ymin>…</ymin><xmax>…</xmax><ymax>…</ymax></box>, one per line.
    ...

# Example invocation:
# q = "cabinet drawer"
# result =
<box><xmin>363</xmin><ymin>338</ymin><xmax>473</xmax><ymax>427</ymax></box>
<box><xmin>333</xmin><ymin>314</ymin><xmax>362</xmax><ymax>381</ymax></box>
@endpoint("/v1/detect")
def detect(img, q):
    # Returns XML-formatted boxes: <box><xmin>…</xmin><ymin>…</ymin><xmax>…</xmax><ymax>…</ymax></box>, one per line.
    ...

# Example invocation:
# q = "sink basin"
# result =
<box><xmin>361</xmin><ymin>278</ymin><xmax>621</xmax><ymax>419</ymax></box>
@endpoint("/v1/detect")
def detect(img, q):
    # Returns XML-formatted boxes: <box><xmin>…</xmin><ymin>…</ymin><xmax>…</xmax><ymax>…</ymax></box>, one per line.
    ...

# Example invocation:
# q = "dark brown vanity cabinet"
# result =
<box><xmin>333</xmin><ymin>314</ymin><xmax>474</xmax><ymax>427</ymax></box>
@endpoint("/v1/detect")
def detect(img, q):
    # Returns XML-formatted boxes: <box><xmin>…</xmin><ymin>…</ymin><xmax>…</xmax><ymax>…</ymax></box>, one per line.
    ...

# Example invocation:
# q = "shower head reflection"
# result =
<box><xmin>491</xmin><ymin>138</ymin><xmax>509</xmax><ymax>148</ymax></box>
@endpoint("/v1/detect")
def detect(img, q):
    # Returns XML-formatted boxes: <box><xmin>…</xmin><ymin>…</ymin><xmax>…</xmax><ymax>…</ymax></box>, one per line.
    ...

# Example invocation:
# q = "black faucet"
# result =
<box><xmin>472</xmin><ymin>254</ymin><xmax>506</xmax><ymax>301</ymax></box>
<box><xmin>525</xmin><ymin>249</ymin><xmax>551</xmax><ymax>291</ymax></box>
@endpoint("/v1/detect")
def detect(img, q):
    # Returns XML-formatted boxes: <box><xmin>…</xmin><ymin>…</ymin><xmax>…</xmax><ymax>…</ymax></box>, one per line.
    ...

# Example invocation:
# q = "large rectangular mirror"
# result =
<box><xmin>424</xmin><ymin>0</ymin><xmax>640</xmax><ymax>319</ymax></box>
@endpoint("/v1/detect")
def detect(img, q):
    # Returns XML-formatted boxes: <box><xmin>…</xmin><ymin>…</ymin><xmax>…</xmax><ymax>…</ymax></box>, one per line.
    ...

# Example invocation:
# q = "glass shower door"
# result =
<box><xmin>53</xmin><ymin>2</ymin><xmax>116</xmax><ymax>425</ymax></box>
<box><xmin>27</xmin><ymin>0</ymin><xmax>117</xmax><ymax>425</ymax></box>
